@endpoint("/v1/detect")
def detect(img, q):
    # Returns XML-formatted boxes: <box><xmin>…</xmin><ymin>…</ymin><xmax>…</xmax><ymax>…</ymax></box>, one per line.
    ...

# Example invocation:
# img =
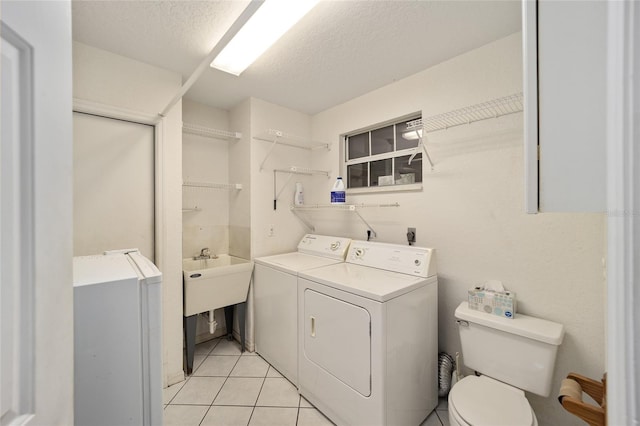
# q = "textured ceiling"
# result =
<box><xmin>72</xmin><ymin>0</ymin><xmax>521</xmax><ymax>115</ymax></box>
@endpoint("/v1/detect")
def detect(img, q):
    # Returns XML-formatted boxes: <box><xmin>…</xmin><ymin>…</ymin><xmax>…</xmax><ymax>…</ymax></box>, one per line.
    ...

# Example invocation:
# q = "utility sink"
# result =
<box><xmin>182</xmin><ymin>255</ymin><xmax>253</xmax><ymax>317</ymax></box>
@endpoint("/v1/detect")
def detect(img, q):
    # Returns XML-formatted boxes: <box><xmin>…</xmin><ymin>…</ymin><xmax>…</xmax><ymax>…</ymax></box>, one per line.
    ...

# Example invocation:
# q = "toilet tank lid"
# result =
<box><xmin>455</xmin><ymin>302</ymin><xmax>565</xmax><ymax>345</ymax></box>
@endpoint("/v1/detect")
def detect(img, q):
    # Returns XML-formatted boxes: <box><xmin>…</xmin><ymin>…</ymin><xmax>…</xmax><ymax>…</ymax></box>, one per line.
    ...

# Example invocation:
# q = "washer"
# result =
<box><xmin>297</xmin><ymin>241</ymin><xmax>438</xmax><ymax>426</ymax></box>
<box><xmin>254</xmin><ymin>234</ymin><xmax>352</xmax><ymax>386</ymax></box>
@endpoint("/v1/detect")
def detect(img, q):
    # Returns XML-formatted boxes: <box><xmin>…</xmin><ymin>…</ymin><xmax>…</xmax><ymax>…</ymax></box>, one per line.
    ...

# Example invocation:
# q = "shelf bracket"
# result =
<box><xmin>272</xmin><ymin>167</ymin><xmax>330</xmax><ymax>210</ymax></box>
<box><xmin>260</xmin><ymin>131</ymin><xmax>282</xmax><ymax>171</ymax></box>
<box><xmin>351</xmin><ymin>206</ymin><xmax>377</xmax><ymax>239</ymax></box>
<box><xmin>408</xmin><ymin>136</ymin><xmax>435</xmax><ymax>170</ymax></box>
<box><xmin>290</xmin><ymin>206</ymin><xmax>316</xmax><ymax>232</ymax></box>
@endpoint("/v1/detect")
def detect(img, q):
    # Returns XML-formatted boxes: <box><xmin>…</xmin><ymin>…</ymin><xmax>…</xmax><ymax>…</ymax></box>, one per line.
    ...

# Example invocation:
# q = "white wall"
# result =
<box><xmin>73</xmin><ymin>42</ymin><xmax>185</xmax><ymax>387</ymax></box>
<box><xmin>309</xmin><ymin>33</ymin><xmax>605</xmax><ymax>426</ymax></box>
<box><xmin>182</xmin><ymin>99</ymin><xmax>230</xmax><ymax>258</ymax></box>
<box><xmin>249</xmin><ymin>98</ymin><xmax>314</xmax><ymax>259</ymax></box>
<box><xmin>229</xmin><ymin>99</ymin><xmax>252</xmax><ymax>260</ymax></box>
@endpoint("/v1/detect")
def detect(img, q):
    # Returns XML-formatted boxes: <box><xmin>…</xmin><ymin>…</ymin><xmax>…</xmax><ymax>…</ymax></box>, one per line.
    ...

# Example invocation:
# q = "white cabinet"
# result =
<box><xmin>523</xmin><ymin>0</ymin><xmax>607</xmax><ymax>213</ymax></box>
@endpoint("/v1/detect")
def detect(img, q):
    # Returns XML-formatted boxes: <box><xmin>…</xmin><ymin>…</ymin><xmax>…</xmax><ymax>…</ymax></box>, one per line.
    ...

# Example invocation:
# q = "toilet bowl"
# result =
<box><xmin>448</xmin><ymin>375</ymin><xmax>538</xmax><ymax>426</ymax></box>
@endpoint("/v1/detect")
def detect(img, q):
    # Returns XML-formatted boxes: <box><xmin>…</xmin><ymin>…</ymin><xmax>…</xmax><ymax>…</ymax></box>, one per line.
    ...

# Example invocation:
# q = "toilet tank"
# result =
<box><xmin>455</xmin><ymin>302</ymin><xmax>564</xmax><ymax>397</ymax></box>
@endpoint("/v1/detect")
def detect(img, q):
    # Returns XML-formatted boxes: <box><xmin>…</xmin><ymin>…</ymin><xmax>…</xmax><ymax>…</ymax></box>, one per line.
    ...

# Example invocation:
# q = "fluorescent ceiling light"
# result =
<box><xmin>402</xmin><ymin>129</ymin><xmax>423</xmax><ymax>140</ymax></box>
<box><xmin>211</xmin><ymin>0</ymin><xmax>320</xmax><ymax>76</ymax></box>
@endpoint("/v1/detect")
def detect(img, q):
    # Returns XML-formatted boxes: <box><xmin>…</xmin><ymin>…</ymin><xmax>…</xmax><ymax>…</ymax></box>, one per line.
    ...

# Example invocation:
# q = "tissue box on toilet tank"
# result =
<box><xmin>468</xmin><ymin>287</ymin><xmax>517</xmax><ymax>319</ymax></box>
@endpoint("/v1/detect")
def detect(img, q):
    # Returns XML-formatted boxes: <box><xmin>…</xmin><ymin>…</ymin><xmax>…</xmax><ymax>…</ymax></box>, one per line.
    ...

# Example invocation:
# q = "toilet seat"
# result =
<box><xmin>449</xmin><ymin>376</ymin><xmax>536</xmax><ymax>426</ymax></box>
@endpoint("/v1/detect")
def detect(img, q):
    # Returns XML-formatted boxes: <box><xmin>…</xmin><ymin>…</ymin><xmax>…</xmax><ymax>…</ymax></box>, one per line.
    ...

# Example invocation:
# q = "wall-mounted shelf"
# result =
<box><xmin>183</xmin><ymin>181</ymin><xmax>243</xmax><ymax>190</ymax></box>
<box><xmin>183</xmin><ymin>122</ymin><xmax>242</xmax><ymax>141</ymax></box>
<box><xmin>405</xmin><ymin>92</ymin><xmax>524</xmax><ymax>170</ymax></box>
<box><xmin>415</xmin><ymin>93</ymin><xmax>524</xmax><ymax>134</ymax></box>
<box><xmin>182</xmin><ymin>207</ymin><xmax>201</xmax><ymax>213</ymax></box>
<box><xmin>254</xmin><ymin>129</ymin><xmax>331</xmax><ymax>171</ymax></box>
<box><xmin>290</xmin><ymin>203</ymin><xmax>400</xmax><ymax>238</ymax></box>
<box><xmin>272</xmin><ymin>167</ymin><xmax>331</xmax><ymax>210</ymax></box>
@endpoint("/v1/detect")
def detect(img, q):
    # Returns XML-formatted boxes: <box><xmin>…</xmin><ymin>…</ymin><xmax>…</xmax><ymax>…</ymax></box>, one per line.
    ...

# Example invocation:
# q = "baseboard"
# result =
<box><xmin>166</xmin><ymin>370</ymin><xmax>185</xmax><ymax>388</ymax></box>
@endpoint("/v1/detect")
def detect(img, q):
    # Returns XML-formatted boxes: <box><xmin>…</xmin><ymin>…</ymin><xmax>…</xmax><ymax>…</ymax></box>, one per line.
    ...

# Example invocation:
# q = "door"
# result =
<box><xmin>73</xmin><ymin>112</ymin><xmax>155</xmax><ymax>259</ymax></box>
<box><xmin>1</xmin><ymin>1</ymin><xmax>74</xmax><ymax>424</ymax></box>
<box><xmin>523</xmin><ymin>0</ymin><xmax>607</xmax><ymax>213</ymax></box>
<box><xmin>303</xmin><ymin>289</ymin><xmax>371</xmax><ymax>396</ymax></box>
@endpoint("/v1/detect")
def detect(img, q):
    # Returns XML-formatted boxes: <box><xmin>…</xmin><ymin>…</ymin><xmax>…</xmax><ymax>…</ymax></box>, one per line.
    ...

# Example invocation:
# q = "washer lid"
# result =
<box><xmin>451</xmin><ymin>376</ymin><xmax>533</xmax><ymax>426</ymax></box>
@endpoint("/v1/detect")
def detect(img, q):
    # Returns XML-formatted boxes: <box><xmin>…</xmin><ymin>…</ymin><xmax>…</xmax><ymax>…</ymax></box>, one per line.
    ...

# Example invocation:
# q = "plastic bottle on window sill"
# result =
<box><xmin>331</xmin><ymin>177</ymin><xmax>346</xmax><ymax>204</ymax></box>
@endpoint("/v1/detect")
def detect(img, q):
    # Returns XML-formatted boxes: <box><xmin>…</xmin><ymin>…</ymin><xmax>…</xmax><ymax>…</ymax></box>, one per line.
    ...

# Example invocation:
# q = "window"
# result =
<box><xmin>344</xmin><ymin>115</ymin><xmax>422</xmax><ymax>190</ymax></box>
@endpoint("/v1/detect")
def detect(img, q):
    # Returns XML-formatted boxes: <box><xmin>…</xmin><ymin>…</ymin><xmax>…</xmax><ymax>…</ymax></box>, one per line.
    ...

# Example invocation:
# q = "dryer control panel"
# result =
<box><xmin>297</xmin><ymin>234</ymin><xmax>352</xmax><ymax>260</ymax></box>
<box><xmin>347</xmin><ymin>241</ymin><xmax>436</xmax><ymax>277</ymax></box>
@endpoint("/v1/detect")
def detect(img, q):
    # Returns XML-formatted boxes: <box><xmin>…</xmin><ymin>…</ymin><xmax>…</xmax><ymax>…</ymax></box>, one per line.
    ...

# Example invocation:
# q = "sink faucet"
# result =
<box><xmin>194</xmin><ymin>248</ymin><xmax>211</xmax><ymax>260</ymax></box>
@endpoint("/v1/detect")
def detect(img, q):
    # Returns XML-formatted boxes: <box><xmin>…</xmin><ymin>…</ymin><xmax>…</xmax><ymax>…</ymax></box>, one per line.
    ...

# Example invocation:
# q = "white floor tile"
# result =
<box><xmin>163</xmin><ymin>380</ymin><xmax>186</xmax><ymax>404</ymax></box>
<box><xmin>436</xmin><ymin>410</ymin><xmax>450</xmax><ymax>426</ymax></box>
<box><xmin>193</xmin><ymin>354</ymin><xmax>207</xmax><ymax>372</ymax></box>
<box><xmin>420</xmin><ymin>410</ymin><xmax>444</xmax><ymax>426</ymax></box>
<box><xmin>163</xmin><ymin>404</ymin><xmax>209</xmax><ymax>426</ymax></box>
<box><xmin>195</xmin><ymin>355</ymin><xmax>240</xmax><ymax>377</ymax></box>
<box><xmin>297</xmin><ymin>408</ymin><xmax>334</xmax><ymax>426</ymax></box>
<box><xmin>248</xmin><ymin>407</ymin><xmax>297</xmax><ymax>426</ymax></box>
<box><xmin>256</xmin><ymin>378</ymin><xmax>299</xmax><ymax>407</ymax></box>
<box><xmin>212</xmin><ymin>338</ymin><xmax>243</xmax><ymax>355</ymax></box>
<box><xmin>230</xmin><ymin>356</ymin><xmax>270</xmax><ymax>377</ymax></box>
<box><xmin>213</xmin><ymin>377</ymin><xmax>264</xmax><ymax>406</ymax></box>
<box><xmin>299</xmin><ymin>396</ymin><xmax>313</xmax><ymax>408</ymax></box>
<box><xmin>168</xmin><ymin>349</ymin><xmax>446</xmax><ymax>426</ymax></box>
<box><xmin>195</xmin><ymin>338</ymin><xmax>221</xmax><ymax>355</ymax></box>
<box><xmin>172</xmin><ymin>377</ymin><xmax>226</xmax><ymax>405</ymax></box>
<box><xmin>201</xmin><ymin>406</ymin><xmax>253</xmax><ymax>426</ymax></box>
<box><xmin>266</xmin><ymin>366</ymin><xmax>283</xmax><ymax>378</ymax></box>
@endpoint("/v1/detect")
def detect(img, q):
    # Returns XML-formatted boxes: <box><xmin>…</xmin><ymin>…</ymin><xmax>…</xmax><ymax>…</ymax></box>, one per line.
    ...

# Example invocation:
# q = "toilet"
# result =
<box><xmin>448</xmin><ymin>301</ymin><xmax>565</xmax><ymax>426</ymax></box>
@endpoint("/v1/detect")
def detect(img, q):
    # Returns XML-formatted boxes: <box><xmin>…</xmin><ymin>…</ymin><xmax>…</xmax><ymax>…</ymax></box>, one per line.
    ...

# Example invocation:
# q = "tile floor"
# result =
<box><xmin>163</xmin><ymin>337</ymin><xmax>450</xmax><ymax>426</ymax></box>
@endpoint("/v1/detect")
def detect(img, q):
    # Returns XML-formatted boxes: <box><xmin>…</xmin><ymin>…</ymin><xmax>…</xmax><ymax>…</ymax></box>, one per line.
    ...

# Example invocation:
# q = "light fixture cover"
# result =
<box><xmin>402</xmin><ymin>129</ymin><xmax>423</xmax><ymax>140</ymax></box>
<box><xmin>211</xmin><ymin>0</ymin><xmax>320</xmax><ymax>76</ymax></box>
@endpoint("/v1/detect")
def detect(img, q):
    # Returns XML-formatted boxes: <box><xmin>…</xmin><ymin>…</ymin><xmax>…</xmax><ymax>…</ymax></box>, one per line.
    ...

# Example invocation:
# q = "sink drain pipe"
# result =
<box><xmin>207</xmin><ymin>310</ymin><xmax>218</xmax><ymax>334</ymax></box>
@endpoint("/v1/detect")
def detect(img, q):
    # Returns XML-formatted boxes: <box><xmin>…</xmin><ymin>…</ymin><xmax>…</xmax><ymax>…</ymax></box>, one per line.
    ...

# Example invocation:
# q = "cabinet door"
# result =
<box><xmin>524</xmin><ymin>0</ymin><xmax>607</xmax><ymax>213</ymax></box>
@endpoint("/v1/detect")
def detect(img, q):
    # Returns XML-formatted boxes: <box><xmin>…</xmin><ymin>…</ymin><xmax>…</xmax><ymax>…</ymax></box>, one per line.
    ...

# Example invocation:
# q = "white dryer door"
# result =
<box><xmin>303</xmin><ymin>289</ymin><xmax>371</xmax><ymax>396</ymax></box>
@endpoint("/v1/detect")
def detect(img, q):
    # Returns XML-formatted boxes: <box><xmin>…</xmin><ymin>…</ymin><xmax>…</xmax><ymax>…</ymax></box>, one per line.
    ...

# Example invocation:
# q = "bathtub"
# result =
<box><xmin>182</xmin><ymin>255</ymin><xmax>254</xmax><ymax>317</ymax></box>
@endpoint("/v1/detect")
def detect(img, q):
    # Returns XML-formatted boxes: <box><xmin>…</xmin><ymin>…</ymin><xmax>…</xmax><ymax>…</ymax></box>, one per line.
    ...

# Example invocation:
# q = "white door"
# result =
<box><xmin>73</xmin><ymin>112</ymin><xmax>155</xmax><ymax>260</ymax></box>
<box><xmin>1</xmin><ymin>1</ymin><xmax>74</xmax><ymax>425</ymax></box>
<box><xmin>303</xmin><ymin>289</ymin><xmax>371</xmax><ymax>396</ymax></box>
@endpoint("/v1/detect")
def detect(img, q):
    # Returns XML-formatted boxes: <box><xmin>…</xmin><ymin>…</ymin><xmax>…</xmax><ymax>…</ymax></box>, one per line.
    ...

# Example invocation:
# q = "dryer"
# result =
<box><xmin>254</xmin><ymin>234</ymin><xmax>351</xmax><ymax>385</ymax></box>
<box><xmin>297</xmin><ymin>241</ymin><xmax>438</xmax><ymax>426</ymax></box>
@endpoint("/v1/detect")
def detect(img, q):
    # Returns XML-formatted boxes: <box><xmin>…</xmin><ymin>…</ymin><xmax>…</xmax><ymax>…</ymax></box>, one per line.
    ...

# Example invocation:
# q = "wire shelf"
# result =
<box><xmin>254</xmin><ymin>129</ymin><xmax>330</xmax><ymax>150</ymax></box>
<box><xmin>289</xmin><ymin>203</ymin><xmax>400</xmax><ymax>237</ymax></box>
<box><xmin>290</xmin><ymin>203</ymin><xmax>400</xmax><ymax>211</ymax></box>
<box><xmin>274</xmin><ymin>166</ymin><xmax>330</xmax><ymax>177</ymax></box>
<box><xmin>183</xmin><ymin>123</ymin><xmax>242</xmax><ymax>140</ymax></box>
<box><xmin>183</xmin><ymin>181</ymin><xmax>243</xmax><ymax>190</ymax></box>
<box><xmin>407</xmin><ymin>93</ymin><xmax>524</xmax><ymax>134</ymax></box>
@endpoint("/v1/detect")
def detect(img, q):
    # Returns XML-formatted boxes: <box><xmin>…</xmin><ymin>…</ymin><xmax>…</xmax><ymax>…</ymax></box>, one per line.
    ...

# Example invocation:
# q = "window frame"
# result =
<box><xmin>342</xmin><ymin>114</ymin><xmax>423</xmax><ymax>193</ymax></box>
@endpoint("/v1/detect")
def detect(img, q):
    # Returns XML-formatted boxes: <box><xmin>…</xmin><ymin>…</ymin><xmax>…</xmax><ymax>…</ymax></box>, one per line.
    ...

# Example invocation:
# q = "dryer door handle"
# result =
<box><xmin>310</xmin><ymin>316</ymin><xmax>316</xmax><ymax>337</ymax></box>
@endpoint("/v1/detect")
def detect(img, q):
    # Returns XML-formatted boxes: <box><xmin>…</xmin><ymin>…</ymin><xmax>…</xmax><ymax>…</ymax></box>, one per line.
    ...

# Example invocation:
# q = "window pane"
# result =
<box><xmin>371</xmin><ymin>125</ymin><xmax>394</xmax><ymax>155</ymax></box>
<box><xmin>370</xmin><ymin>158</ymin><xmax>393</xmax><ymax>187</ymax></box>
<box><xmin>347</xmin><ymin>163</ymin><xmax>368</xmax><ymax>188</ymax></box>
<box><xmin>347</xmin><ymin>132</ymin><xmax>369</xmax><ymax>160</ymax></box>
<box><xmin>394</xmin><ymin>154</ymin><xmax>422</xmax><ymax>185</ymax></box>
<box><xmin>396</xmin><ymin>119</ymin><xmax>421</xmax><ymax>151</ymax></box>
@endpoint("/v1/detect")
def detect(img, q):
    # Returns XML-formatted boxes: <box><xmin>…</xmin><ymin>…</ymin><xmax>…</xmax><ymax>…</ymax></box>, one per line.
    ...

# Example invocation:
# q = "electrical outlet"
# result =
<box><xmin>407</xmin><ymin>227</ymin><xmax>416</xmax><ymax>245</ymax></box>
<box><xmin>268</xmin><ymin>224</ymin><xmax>275</xmax><ymax>237</ymax></box>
